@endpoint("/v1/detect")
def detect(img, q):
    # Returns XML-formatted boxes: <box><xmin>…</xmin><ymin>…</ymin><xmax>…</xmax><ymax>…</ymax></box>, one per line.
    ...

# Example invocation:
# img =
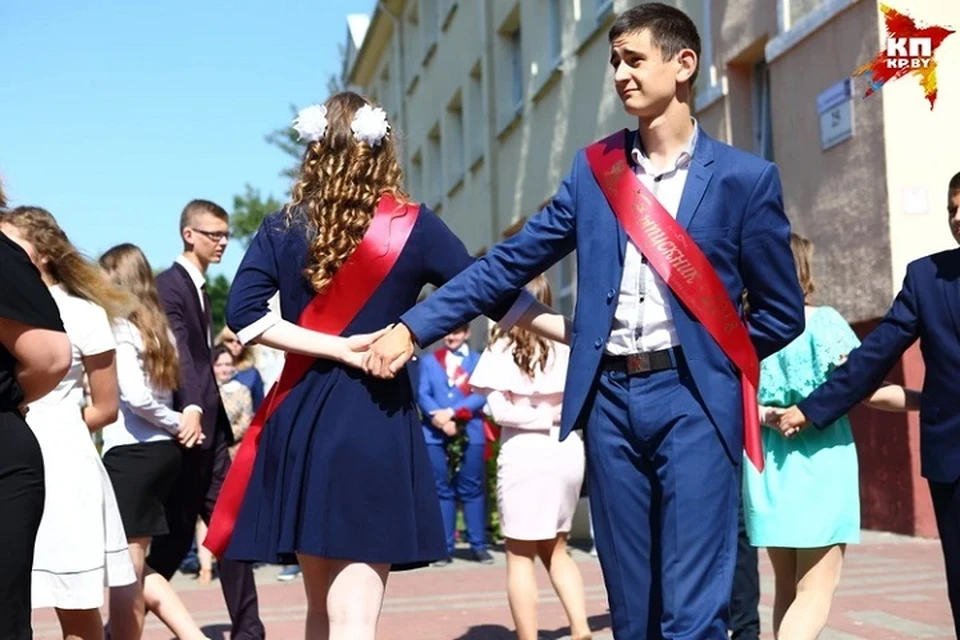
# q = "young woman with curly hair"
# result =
<box><xmin>217</xmin><ymin>91</ymin><xmax>531</xmax><ymax>639</ymax></box>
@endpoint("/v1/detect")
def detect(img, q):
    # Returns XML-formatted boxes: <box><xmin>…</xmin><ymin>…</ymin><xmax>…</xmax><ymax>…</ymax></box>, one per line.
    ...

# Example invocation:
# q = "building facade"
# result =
<box><xmin>345</xmin><ymin>0</ymin><xmax>960</xmax><ymax>537</ymax></box>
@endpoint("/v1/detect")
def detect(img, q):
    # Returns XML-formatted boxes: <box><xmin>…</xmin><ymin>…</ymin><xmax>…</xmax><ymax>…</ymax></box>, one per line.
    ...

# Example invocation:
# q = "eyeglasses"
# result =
<box><xmin>192</xmin><ymin>228</ymin><xmax>231</xmax><ymax>242</ymax></box>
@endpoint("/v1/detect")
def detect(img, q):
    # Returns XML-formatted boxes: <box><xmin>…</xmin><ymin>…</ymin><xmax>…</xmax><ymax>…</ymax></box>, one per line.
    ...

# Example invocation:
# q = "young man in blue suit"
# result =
<box><xmin>777</xmin><ymin>171</ymin><xmax>960</xmax><ymax>634</ymax></box>
<box><xmin>364</xmin><ymin>3</ymin><xmax>804</xmax><ymax>637</ymax></box>
<box><xmin>417</xmin><ymin>325</ymin><xmax>494</xmax><ymax>565</ymax></box>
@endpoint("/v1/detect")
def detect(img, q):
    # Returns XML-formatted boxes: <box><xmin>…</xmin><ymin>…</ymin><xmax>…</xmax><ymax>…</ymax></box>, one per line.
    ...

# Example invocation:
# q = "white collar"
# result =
<box><xmin>175</xmin><ymin>255</ymin><xmax>207</xmax><ymax>293</ymax></box>
<box><xmin>630</xmin><ymin>118</ymin><xmax>699</xmax><ymax>175</ymax></box>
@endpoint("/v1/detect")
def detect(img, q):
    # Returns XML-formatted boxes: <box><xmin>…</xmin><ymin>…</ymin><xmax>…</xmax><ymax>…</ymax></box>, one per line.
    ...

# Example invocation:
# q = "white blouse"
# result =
<box><xmin>101</xmin><ymin>318</ymin><xmax>181</xmax><ymax>454</ymax></box>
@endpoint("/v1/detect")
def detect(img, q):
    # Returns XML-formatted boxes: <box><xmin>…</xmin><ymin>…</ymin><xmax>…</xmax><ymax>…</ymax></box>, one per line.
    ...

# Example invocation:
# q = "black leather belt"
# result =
<box><xmin>602</xmin><ymin>347</ymin><xmax>680</xmax><ymax>375</ymax></box>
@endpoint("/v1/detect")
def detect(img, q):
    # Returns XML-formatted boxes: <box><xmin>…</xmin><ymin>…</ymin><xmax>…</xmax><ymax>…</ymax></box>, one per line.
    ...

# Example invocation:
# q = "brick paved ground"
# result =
<box><xmin>32</xmin><ymin>531</ymin><xmax>955</xmax><ymax>639</ymax></box>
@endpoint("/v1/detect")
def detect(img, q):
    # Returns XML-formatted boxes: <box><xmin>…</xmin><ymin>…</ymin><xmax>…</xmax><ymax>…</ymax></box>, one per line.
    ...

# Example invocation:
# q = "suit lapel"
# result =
<box><xmin>676</xmin><ymin>129</ymin><xmax>716</xmax><ymax>229</ymax></box>
<box><xmin>172</xmin><ymin>262</ymin><xmax>207</xmax><ymax>335</ymax></box>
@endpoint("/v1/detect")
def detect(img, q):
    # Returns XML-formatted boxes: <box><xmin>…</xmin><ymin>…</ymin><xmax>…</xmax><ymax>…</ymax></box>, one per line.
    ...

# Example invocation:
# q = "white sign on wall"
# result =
<box><xmin>817</xmin><ymin>78</ymin><xmax>854</xmax><ymax>152</ymax></box>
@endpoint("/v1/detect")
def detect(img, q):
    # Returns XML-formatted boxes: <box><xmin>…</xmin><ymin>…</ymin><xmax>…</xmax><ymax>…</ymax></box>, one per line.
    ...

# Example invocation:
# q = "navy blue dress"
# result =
<box><xmin>223</xmin><ymin>206</ymin><xmax>498</xmax><ymax>569</ymax></box>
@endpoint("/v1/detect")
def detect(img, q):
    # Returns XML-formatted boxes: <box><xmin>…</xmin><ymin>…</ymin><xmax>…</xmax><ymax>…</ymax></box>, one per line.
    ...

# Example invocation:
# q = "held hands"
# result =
<box><xmin>761</xmin><ymin>405</ymin><xmax>810</xmax><ymax>439</ymax></box>
<box><xmin>178</xmin><ymin>411</ymin><xmax>205</xmax><ymax>449</ymax></box>
<box><xmin>337</xmin><ymin>326</ymin><xmax>394</xmax><ymax>369</ymax></box>
<box><xmin>362</xmin><ymin>324</ymin><xmax>415</xmax><ymax>379</ymax></box>
<box><xmin>430</xmin><ymin>408</ymin><xmax>455</xmax><ymax>429</ymax></box>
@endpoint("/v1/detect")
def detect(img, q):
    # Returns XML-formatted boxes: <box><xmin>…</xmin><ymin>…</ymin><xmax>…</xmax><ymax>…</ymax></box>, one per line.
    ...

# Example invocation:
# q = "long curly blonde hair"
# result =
<box><xmin>490</xmin><ymin>275</ymin><xmax>554</xmax><ymax>378</ymax></box>
<box><xmin>100</xmin><ymin>244</ymin><xmax>180</xmax><ymax>392</ymax></box>
<box><xmin>287</xmin><ymin>91</ymin><xmax>408</xmax><ymax>293</ymax></box>
<box><xmin>1</xmin><ymin>206</ymin><xmax>132</xmax><ymax>319</ymax></box>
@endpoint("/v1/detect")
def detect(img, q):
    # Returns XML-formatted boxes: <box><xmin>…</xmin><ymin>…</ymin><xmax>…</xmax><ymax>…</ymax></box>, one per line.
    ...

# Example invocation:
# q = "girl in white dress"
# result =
<box><xmin>0</xmin><ymin>207</ymin><xmax>136</xmax><ymax>640</ymax></box>
<box><xmin>470</xmin><ymin>275</ymin><xmax>591</xmax><ymax>640</ymax></box>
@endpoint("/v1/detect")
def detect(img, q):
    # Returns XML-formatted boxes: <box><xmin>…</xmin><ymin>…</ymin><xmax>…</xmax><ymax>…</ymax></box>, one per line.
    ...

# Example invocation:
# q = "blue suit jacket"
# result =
<box><xmin>800</xmin><ymin>249</ymin><xmax>960</xmax><ymax>482</ymax></box>
<box><xmin>417</xmin><ymin>349</ymin><xmax>488</xmax><ymax>445</ymax></box>
<box><xmin>401</xmin><ymin>129</ymin><xmax>805</xmax><ymax>457</ymax></box>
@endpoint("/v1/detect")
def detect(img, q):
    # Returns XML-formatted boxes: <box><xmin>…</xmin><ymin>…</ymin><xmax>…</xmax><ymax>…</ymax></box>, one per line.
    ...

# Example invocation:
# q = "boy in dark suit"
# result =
<box><xmin>150</xmin><ymin>199</ymin><xmax>264</xmax><ymax>639</ymax></box>
<box><xmin>777</xmin><ymin>171</ymin><xmax>960</xmax><ymax>634</ymax></box>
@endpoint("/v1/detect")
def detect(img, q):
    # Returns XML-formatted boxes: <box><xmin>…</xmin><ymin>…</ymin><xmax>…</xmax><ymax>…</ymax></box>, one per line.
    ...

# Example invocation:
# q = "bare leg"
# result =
<box><xmin>325</xmin><ymin>558</ymin><xmax>390</xmax><ymax>640</ymax></box>
<box><xmin>505</xmin><ymin>538</ymin><xmax>540</xmax><ymax>640</ymax></box>
<box><xmin>536</xmin><ymin>534</ymin><xmax>591</xmax><ymax>640</ymax></box>
<box><xmin>766</xmin><ymin>547</ymin><xmax>798</xmax><ymax>638</ymax></box>
<box><xmin>299</xmin><ymin>554</ymin><xmax>332</xmax><ymax>640</ymax></box>
<box><xmin>55</xmin><ymin>609</ymin><xmax>104</xmax><ymax>640</ymax></box>
<box><xmin>778</xmin><ymin>545</ymin><xmax>845</xmax><ymax>640</ymax></box>
<box><xmin>142</xmin><ymin>565</ymin><xmax>208</xmax><ymax>639</ymax></box>
<box><xmin>195</xmin><ymin>520</ymin><xmax>214</xmax><ymax>584</ymax></box>
<box><xmin>108</xmin><ymin>538</ymin><xmax>149</xmax><ymax>639</ymax></box>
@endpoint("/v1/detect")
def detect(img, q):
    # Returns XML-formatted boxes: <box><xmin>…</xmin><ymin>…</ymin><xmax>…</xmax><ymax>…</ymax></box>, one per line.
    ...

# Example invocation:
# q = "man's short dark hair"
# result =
<box><xmin>949</xmin><ymin>171</ymin><xmax>960</xmax><ymax>197</ymax></box>
<box><xmin>179</xmin><ymin>199</ymin><xmax>229</xmax><ymax>233</ymax></box>
<box><xmin>608</xmin><ymin>2</ymin><xmax>701</xmax><ymax>86</ymax></box>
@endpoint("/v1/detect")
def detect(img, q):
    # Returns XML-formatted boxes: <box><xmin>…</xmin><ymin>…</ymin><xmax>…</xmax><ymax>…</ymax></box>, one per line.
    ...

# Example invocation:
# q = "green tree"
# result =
<box><xmin>231</xmin><ymin>184</ymin><xmax>284</xmax><ymax>248</ymax></box>
<box><xmin>205</xmin><ymin>273</ymin><xmax>231</xmax><ymax>336</ymax></box>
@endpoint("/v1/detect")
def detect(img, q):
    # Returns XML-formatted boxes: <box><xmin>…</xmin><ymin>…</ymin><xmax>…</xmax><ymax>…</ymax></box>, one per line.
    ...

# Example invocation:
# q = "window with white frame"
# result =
<box><xmin>496</xmin><ymin>7</ymin><xmax>523</xmax><ymax>131</ymax></box>
<box><xmin>548</xmin><ymin>0</ymin><xmax>562</xmax><ymax>65</ymax></box>
<box><xmin>405</xmin><ymin>2</ymin><xmax>421</xmax><ymax>87</ymax></box>
<box><xmin>427</xmin><ymin>125</ymin><xmax>443</xmax><ymax>206</ymax></box>
<box><xmin>379</xmin><ymin>64</ymin><xmax>391</xmax><ymax>112</ymax></box>
<box><xmin>446</xmin><ymin>92</ymin><xmax>465</xmax><ymax>187</ymax></box>
<box><xmin>423</xmin><ymin>0</ymin><xmax>439</xmax><ymax>59</ymax></box>
<box><xmin>468</xmin><ymin>62</ymin><xmax>484</xmax><ymax>164</ymax></box>
<box><xmin>510</xmin><ymin>27</ymin><xmax>523</xmax><ymax>110</ymax></box>
<box><xmin>751</xmin><ymin>60</ymin><xmax>774</xmax><ymax>161</ymax></box>
<box><xmin>408</xmin><ymin>151</ymin><xmax>424</xmax><ymax>201</ymax></box>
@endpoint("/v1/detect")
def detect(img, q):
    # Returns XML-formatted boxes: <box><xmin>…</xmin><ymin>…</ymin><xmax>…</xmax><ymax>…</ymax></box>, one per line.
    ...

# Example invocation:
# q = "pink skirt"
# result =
<box><xmin>497</xmin><ymin>427</ymin><xmax>585</xmax><ymax>541</ymax></box>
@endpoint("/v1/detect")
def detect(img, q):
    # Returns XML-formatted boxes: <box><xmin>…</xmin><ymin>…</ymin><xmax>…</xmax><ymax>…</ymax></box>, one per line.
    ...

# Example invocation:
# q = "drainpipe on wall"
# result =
<box><xmin>377</xmin><ymin>1</ymin><xmax>409</xmax><ymax>173</ymax></box>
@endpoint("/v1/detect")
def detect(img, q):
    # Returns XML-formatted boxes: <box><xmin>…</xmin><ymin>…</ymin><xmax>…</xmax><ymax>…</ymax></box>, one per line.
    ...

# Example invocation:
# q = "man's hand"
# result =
<box><xmin>362</xmin><ymin>324</ymin><xmax>415</xmax><ymax>379</ymax></box>
<box><xmin>338</xmin><ymin>326</ymin><xmax>393</xmax><ymax>369</ymax></box>
<box><xmin>430</xmin><ymin>408</ymin><xmax>455</xmax><ymax>429</ymax></box>
<box><xmin>178</xmin><ymin>411</ymin><xmax>204</xmax><ymax>449</ymax></box>
<box><xmin>776</xmin><ymin>406</ymin><xmax>809</xmax><ymax>438</ymax></box>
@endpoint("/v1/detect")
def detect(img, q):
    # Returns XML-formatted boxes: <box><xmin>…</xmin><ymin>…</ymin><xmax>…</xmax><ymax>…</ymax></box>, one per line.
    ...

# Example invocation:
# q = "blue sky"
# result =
<box><xmin>1</xmin><ymin>0</ymin><xmax>377</xmax><ymax>279</ymax></box>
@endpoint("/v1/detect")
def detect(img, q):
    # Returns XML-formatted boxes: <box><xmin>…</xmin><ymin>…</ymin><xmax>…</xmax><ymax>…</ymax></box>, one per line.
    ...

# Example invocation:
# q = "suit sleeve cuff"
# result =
<box><xmin>237</xmin><ymin>313</ymin><xmax>282</xmax><ymax>346</ymax></box>
<box><xmin>183</xmin><ymin>405</ymin><xmax>204</xmax><ymax>416</ymax></box>
<box><xmin>495</xmin><ymin>289</ymin><xmax>535</xmax><ymax>332</ymax></box>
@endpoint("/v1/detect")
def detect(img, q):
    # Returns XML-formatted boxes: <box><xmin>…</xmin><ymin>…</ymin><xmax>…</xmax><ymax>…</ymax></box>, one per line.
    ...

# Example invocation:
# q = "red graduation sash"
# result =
<box><xmin>204</xmin><ymin>193</ymin><xmax>420</xmax><ymax>557</ymax></box>
<box><xmin>434</xmin><ymin>348</ymin><xmax>500</xmax><ymax>460</ymax></box>
<box><xmin>584</xmin><ymin>130</ymin><xmax>763</xmax><ymax>472</ymax></box>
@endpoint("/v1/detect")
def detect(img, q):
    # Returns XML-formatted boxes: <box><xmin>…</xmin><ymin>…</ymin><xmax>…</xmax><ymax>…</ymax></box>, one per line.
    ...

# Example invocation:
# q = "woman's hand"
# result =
<box><xmin>338</xmin><ymin>326</ymin><xmax>394</xmax><ymax>369</ymax></box>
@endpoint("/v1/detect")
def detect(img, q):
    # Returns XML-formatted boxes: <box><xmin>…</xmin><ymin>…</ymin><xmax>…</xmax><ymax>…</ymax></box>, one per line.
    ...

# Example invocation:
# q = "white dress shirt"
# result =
<box><xmin>606</xmin><ymin>122</ymin><xmax>699</xmax><ymax>355</ymax></box>
<box><xmin>444</xmin><ymin>345</ymin><xmax>469</xmax><ymax>385</ymax></box>
<box><xmin>101</xmin><ymin>319</ymin><xmax>181</xmax><ymax>454</ymax></box>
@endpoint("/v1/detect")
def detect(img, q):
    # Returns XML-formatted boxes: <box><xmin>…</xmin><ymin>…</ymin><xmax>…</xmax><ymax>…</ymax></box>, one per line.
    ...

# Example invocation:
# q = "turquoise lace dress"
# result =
<box><xmin>743</xmin><ymin>306</ymin><xmax>861</xmax><ymax>548</ymax></box>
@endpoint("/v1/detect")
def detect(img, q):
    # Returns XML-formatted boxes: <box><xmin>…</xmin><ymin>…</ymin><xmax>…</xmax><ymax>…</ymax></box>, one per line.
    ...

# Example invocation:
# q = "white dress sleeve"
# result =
<box><xmin>75</xmin><ymin>300</ymin><xmax>116</xmax><ymax>356</ymax></box>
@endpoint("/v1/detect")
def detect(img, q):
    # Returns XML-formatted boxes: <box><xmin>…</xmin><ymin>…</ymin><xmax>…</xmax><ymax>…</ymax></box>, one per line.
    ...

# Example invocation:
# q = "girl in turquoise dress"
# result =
<box><xmin>744</xmin><ymin>233</ymin><xmax>920</xmax><ymax>639</ymax></box>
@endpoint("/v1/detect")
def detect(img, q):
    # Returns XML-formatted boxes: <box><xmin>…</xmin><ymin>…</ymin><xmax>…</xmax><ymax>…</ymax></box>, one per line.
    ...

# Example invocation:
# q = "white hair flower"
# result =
<box><xmin>292</xmin><ymin>104</ymin><xmax>328</xmax><ymax>143</ymax></box>
<box><xmin>351</xmin><ymin>104</ymin><xmax>390</xmax><ymax>147</ymax></box>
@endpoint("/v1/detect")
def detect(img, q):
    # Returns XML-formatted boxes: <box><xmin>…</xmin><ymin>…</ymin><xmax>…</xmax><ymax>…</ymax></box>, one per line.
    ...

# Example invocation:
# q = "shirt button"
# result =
<box><xmin>606</xmin><ymin>289</ymin><xmax>615</xmax><ymax>302</ymax></box>
<box><xmin>594</xmin><ymin>338</ymin><xmax>603</xmax><ymax>349</ymax></box>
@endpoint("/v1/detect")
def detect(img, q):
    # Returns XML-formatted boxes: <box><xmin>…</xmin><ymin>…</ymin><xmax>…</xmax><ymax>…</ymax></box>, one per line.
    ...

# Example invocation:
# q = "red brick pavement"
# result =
<box><xmin>31</xmin><ymin>532</ymin><xmax>955</xmax><ymax>639</ymax></box>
